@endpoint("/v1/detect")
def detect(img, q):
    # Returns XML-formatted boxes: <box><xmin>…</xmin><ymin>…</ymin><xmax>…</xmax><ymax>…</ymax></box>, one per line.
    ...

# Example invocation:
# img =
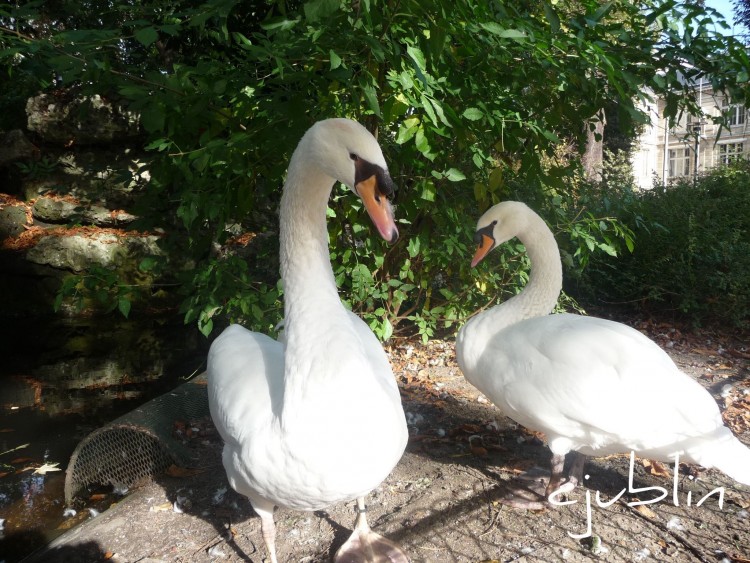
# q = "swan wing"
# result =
<box><xmin>473</xmin><ymin>314</ymin><xmax>724</xmax><ymax>457</ymax></box>
<box><xmin>207</xmin><ymin>324</ymin><xmax>283</xmax><ymax>448</ymax></box>
<box><xmin>346</xmin><ymin>310</ymin><xmax>402</xmax><ymax>399</ymax></box>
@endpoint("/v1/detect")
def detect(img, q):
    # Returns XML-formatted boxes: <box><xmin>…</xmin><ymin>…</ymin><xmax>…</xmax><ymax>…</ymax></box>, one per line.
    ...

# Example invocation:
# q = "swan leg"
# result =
<box><xmin>566</xmin><ymin>451</ymin><xmax>586</xmax><ymax>489</ymax></box>
<box><xmin>333</xmin><ymin>497</ymin><xmax>409</xmax><ymax>563</ymax></box>
<box><xmin>544</xmin><ymin>453</ymin><xmax>568</xmax><ymax>498</ymax></box>
<box><xmin>499</xmin><ymin>453</ymin><xmax>582</xmax><ymax>509</ymax></box>
<box><xmin>251</xmin><ymin>499</ymin><xmax>279</xmax><ymax>563</ymax></box>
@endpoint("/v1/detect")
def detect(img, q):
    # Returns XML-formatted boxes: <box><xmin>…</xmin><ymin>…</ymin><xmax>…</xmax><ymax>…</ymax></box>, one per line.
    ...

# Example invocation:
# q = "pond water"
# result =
<box><xmin>0</xmin><ymin>314</ymin><xmax>210</xmax><ymax>562</ymax></box>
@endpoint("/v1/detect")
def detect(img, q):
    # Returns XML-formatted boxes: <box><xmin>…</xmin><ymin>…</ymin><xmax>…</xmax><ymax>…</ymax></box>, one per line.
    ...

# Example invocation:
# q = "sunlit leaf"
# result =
<box><xmin>479</xmin><ymin>23</ymin><xmax>527</xmax><ymax>41</ymax></box>
<box><xmin>463</xmin><ymin>107</ymin><xmax>484</xmax><ymax>121</ymax></box>
<box><xmin>329</xmin><ymin>49</ymin><xmax>342</xmax><ymax>70</ymax></box>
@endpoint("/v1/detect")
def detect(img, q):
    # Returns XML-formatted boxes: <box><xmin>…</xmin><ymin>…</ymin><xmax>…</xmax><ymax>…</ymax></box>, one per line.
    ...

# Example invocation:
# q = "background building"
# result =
<box><xmin>631</xmin><ymin>78</ymin><xmax>749</xmax><ymax>189</ymax></box>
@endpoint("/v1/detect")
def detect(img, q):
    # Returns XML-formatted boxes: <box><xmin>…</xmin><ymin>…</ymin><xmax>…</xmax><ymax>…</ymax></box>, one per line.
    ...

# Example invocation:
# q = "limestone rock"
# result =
<box><xmin>26</xmin><ymin>94</ymin><xmax>141</xmax><ymax>146</ymax></box>
<box><xmin>0</xmin><ymin>204</ymin><xmax>30</xmax><ymax>239</ymax></box>
<box><xmin>0</xmin><ymin>130</ymin><xmax>38</xmax><ymax>167</ymax></box>
<box><xmin>26</xmin><ymin>232</ymin><xmax>161</xmax><ymax>273</ymax></box>
<box><xmin>32</xmin><ymin>197</ymin><xmax>136</xmax><ymax>227</ymax></box>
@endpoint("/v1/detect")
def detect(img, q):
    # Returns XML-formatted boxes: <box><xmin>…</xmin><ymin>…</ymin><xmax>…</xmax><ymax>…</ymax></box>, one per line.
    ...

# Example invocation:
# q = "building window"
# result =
<box><xmin>669</xmin><ymin>148</ymin><xmax>691</xmax><ymax>177</ymax></box>
<box><xmin>722</xmin><ymin>98</ymin><xmax>746</xmax><ymax>127</ymax></box>
<box><xmin>718</xmin><ymin>143</ymin><xmax>744</xmax><ymax>164</ymax></box>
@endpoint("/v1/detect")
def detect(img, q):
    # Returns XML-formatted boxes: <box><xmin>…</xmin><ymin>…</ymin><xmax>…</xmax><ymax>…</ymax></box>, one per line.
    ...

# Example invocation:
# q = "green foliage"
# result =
<box><xmin>16</xmin><ymin>157</ymin><xmax>59</xmax><ymax>180</ymax></box>
<box><xmin>579</xmin><ymin>161</ymin><xmax>750</xmax><ymax>328</ymax></box>
<box><xmin>180</xmin><ymin>254</ymin><xmax>282</xmax><ymax>337</ymax></box>
<box><xmin>54</xmin><ymin>264</ymin><xmax>140</xmax><ymax>317</ymax></box>
<box><xmin>2</xmin><ymin>0</ymin><xmax>749</xmax><ymax>339</ymax></box>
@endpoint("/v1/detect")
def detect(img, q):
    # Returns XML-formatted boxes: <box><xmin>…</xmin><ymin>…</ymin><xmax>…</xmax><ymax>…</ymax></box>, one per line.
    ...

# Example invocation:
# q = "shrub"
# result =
<box><xmin>579</xmin><ymin>161</ymin><xmax>750</xmax><ymax>328</ymax></box>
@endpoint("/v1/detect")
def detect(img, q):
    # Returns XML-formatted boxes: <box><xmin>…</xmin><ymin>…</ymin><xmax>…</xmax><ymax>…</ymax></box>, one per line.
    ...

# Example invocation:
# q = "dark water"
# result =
<box><xmin>0</xmin><ymin>314</ymin><xmax>210</xmax><ymax>562</ymax></box>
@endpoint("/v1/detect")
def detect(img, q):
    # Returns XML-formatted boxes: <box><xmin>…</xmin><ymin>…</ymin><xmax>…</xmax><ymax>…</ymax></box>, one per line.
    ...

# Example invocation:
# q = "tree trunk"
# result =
<box><xmin>582</xmin><ymin>110</ymin><xmax>606</xmax><ymax>182</ymax></box>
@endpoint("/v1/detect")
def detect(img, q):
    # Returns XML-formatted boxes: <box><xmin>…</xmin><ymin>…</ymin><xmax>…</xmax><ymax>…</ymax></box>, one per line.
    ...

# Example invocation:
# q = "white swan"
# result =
<box><xmin>208</xmin><ymin>119</ymin><xmax>409</xmax><ymax>562</ymax></box>
<box><xmin>456</xmin><ymin>200</ymin><xmax>750</xmax><ymax>507</ymax></box>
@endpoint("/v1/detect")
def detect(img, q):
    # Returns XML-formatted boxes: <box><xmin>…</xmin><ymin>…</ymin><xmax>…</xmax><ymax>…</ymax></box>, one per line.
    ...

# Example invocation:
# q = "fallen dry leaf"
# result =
<box><xmin>165</xmin><ymin>464</ymin><xmax>204</xmax><ymax>478</ymax></box>
<box><xmin>150</xmin><ymin>502</ymin><xmax>173</xmax><ymax>512</ymax></box>
<box><xmin>632</xmin><ymin>504</ymin><xmax>658</xmax><ymax>519</ymax></box>
<box><xmin>725</xmin><ymin>490</ymin><xmax>750</xmax><ymax>509</ymax></box>
<box><xmin>726</xmin><ymin>348</ymin><xmax>750</xmax><ymax>360</ymax></box>
<box><xmin>470</xmin><ymin>445</ymin><xmax>488</xmax><ymax>457</ymax></box>
<box><xmin>691</xmin><ymin>347</ymin><xmax>717</xmax><ymax>356</ymax></box>
<box><xmin>643</xmin><ymin>459</ymin><xmax>671</xmax><ymax>478</ymax></box>
<box><xmin>33</xmin><ymin>462</ymin><xmax>62</xmax><ymax>475</ymax></box>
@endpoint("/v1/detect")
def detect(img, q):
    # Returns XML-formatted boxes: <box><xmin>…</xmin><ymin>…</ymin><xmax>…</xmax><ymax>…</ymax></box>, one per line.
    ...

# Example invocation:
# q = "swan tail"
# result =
<box><xmin>695</xmin><ymin>435</ymin><xmax>750</xmax><ymax>487</ymax></box>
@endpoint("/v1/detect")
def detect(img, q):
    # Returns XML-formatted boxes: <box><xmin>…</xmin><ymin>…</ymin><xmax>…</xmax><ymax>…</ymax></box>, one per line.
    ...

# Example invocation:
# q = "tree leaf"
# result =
<box><xmin>430</xmin><ymin>97</ymin><xmax>451</xmax><ymax>127</ymax></box>
<box><xmin>140</xmin><ymin>105</ymin><xmax>165</xmax><ymax>133</ymax></box>
<box><xmin>414</xmin><ymin>126</ymin><xmax>431</xmax><ymax>155</ymax></box>
<box><xmin>542</xmin><ymin>2</ymin><xmax>560</xmax><ymax>32</ymax></box>
<box><xmin>381</xmin><ymin>318</ymin><xmax>393</xmax><ymax>341</ymax></box>
<box><xmin>420</xmin><ymin>180</ymin><xmax>436</xmax><ymax>202</ymax></box>
<box><xmin>304</xmin><ymin>0</ymin><xmax>340</xmax><ymax>23</ymax></box>
<box><xmin>361</xmin><ymin>82</ymin><xmax>381</xmax><ymax>117</ymax></box>
<box><xmin>329</xmin><ymin>49</ymin><xmax>342</xmax><ymax>70</ymax></box>
<box><xmin>444</xmin><ymin>168</ymin><xmax>466</xmax><ymax>182</ymax></box>
<box><xmin>396</xmin><ymin>117</ymin><xmax>420</xmax><ymax>144</ymax></box>
<box><xmin>259</xmin><ymin>17</ymin><xmax>300</xmax><ymax>31</ymax></box>
<box><xmin>479</xmin><ymin>23</ymin><xmax>527</xmax><ymax>41</ymax></box>
<box><xmin>421</xmin><ymin>94</ymin><xmax>438</xmax><ymax>125</ymax></box>
<box><xmin>406</xmin><ymin>45</ymin><xmax>428</xmax><ymax>86</ymax></box>
<box><xmin>134</xmin><ymin>27</ymin><xmax>159</xmax><ymax>47</ymax></box>
<box><xmin>118</xmin><ymin>297</ymin><xmax>131</xmax><ymax>318</ymax></box>
<box><xmin>396</xmin><ymin>70</ymin><xmax>414</xmax><ymax>90</ymax></box>
<box><xmin>463</xmin><ymin>107</ymin><xmax>484</xmax><ymax>121</ymax></box>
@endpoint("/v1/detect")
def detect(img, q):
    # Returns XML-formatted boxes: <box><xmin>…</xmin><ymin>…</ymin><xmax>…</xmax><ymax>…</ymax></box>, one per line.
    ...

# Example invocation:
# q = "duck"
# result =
<box><xmin>455</xmin><ymin>200</ymin><xmax>750</xmax><ymax>508</ymax></box>
<box><xmin>207</xmin><ymin>118</ymin><xmax>409</xmax><ymax>562</ymax></box>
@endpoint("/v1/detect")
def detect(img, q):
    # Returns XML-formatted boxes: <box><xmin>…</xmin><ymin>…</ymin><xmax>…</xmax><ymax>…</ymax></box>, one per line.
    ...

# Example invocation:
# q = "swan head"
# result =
<box><xmin>470</xmin><ymin>201</ymin><xmax>531</xmax><ymax>267</ymax></box>
<box><xmin>303</xmin><ymin>118</ymin><xmax>398</xmax><ymax>243</ymax></box>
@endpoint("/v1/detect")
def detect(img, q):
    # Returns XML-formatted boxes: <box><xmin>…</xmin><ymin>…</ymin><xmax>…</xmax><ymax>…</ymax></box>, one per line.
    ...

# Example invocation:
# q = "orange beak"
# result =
<box><xmin>471</xmin><ymin>234</ymin><xmax>494</xmax><ymax>267</ymax></box>
<box><xmin>356</xmin><ymin>175</ymin><xmax>398</xmax><ymax>244</ymax></box>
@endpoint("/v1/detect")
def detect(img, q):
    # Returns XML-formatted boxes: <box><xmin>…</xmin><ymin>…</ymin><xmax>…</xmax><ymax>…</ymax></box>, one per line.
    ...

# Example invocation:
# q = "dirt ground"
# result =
<box><xmin>25</xmin><ymin>316</ymin><xmax>750</xmax><ymax>563</ymax></box>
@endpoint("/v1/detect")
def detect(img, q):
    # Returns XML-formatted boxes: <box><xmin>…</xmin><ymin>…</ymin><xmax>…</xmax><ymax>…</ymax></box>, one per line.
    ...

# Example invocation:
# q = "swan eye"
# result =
<box><xmin>349</xmin><ymin>153</ymin><xmax>358</xmax><ymax>161</ymax></box>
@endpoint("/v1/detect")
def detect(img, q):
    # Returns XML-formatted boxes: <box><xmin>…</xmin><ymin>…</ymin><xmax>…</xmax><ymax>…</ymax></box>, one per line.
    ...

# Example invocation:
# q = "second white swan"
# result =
<box><xmin>456</xmin><ymin>200</ymin><xmax>750</xmax><ymax>507</ymax></box>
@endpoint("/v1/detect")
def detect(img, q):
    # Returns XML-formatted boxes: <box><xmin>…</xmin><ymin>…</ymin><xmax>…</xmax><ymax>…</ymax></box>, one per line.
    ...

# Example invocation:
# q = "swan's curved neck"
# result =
<box><xmin>495</xmin><ymin>214</ymin><xmax>562</xmax><ymax>326</ymax></box>
<box><xmin>278</xmin><ymin>146</ymin><xmax>354</xmax><ymax>420</ymax></box>
<box><xmin>459</xmin><ymin>211</ymin><xmax>562</xmax><ymax>363</ymax></box>
<box><xmin>279</xmin><ymin>158</ymin><xmax>340</xmax><ymax>307</ymax></box>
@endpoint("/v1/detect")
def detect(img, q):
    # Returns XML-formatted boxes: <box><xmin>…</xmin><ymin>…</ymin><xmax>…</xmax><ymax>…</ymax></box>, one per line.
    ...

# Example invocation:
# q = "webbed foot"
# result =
<box><xmin>333</xmin><ymin>498</ymin><xmax>409</xmax><ymax>563</ymax></box>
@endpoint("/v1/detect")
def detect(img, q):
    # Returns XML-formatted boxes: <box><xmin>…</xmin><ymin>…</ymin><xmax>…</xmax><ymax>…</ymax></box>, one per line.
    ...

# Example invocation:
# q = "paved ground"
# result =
<box><xmin>23</xmin><ymin>323</ymin><xmax>750</xmax><ymax>563</ymax></box>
